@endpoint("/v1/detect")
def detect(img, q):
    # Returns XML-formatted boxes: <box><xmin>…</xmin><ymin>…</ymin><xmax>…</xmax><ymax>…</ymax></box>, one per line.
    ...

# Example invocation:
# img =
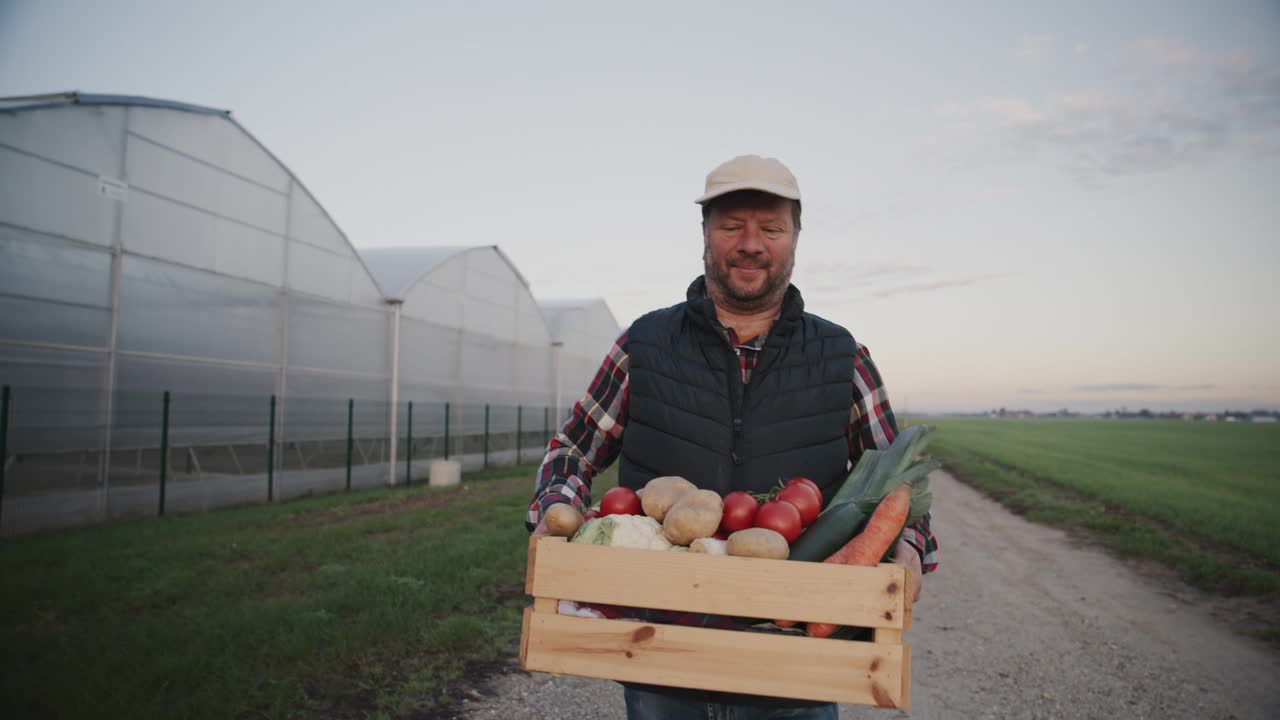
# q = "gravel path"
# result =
<box><xmin>459</xmin><ymin>471</ymin><xmax>1280</xmax><ymax>719</ymax></box>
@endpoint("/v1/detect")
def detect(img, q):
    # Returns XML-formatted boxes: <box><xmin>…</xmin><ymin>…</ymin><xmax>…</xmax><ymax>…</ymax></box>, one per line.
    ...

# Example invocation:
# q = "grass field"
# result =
<box><xmin>0</xmin><ymin>463</ymin><xmax>618</xmax><ymax>720</ymax></box>
<box><xmin>924</xmin><ymin>417</ymin><xmax>1280</xmax><ymax>595</ymax></box>
<box><xmin>4</xmin><ymin>419</ymin><xmax>1277</xmax><ymax>718</ymax></box>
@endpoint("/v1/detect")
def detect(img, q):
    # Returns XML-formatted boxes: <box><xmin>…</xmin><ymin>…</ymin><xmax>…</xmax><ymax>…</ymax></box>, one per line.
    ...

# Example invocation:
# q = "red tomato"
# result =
<box><xmin>777</xmin><ymin>485</ymin><xmax>821</xmax><ymax>527</ymax></box>
<box><xmin>712</xmin><ymin>529</ymin><xmax>729</xmax><ymax>541</ymax></box>
<box><xmin>753</xmin><ymin>500</ymin><xmax>802</xmax><ymax>544</ymax></box>
<box><xmin>600</xmin><ymin>487</ymin><xmax>641</xmax><ymax>516</ymax></box>
<box><xmin>720</xmin><ymin>490</ymin><xmax>760</xmax><ymax>533</ymax></box>
<box><xmin>784</xmin><ymin>477</ymin><xmax>823</xmax><ymax>505</ymax></box>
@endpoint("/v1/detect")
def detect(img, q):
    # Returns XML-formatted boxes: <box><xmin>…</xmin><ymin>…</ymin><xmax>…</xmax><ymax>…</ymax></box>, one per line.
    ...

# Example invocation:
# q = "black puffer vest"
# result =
<box><xmin>619</xmin><ymin>277</ymin><xmax>855</xmax><ymax>501</ymax></box>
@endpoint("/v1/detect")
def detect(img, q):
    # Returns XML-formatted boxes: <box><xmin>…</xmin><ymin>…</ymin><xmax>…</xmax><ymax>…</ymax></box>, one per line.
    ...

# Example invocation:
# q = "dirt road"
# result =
<box><xmin>461</xmin><ymin>471</ymin><xmax>1280</xmax><ymax>719</ymax></box>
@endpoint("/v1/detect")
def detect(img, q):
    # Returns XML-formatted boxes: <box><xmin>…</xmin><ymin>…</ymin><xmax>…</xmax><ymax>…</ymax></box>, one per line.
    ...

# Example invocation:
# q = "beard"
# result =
<box><xmin>704</xmin><ymin>248</ymin><xmax>794</xmax><ymax>313</ymax></box>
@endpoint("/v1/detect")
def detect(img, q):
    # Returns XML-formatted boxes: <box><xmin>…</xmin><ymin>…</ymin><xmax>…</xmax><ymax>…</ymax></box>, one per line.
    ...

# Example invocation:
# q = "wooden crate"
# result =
<box><xmin>520</xmin><ymin>536</ymin><xmax>912</xmax><ymax>709</ymax></box>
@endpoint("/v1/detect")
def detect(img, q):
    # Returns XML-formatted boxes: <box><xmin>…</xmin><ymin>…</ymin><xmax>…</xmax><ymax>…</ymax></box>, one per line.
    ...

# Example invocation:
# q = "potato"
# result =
<box><xmin>663</xmin><ymin>490</ymin><xmax>724</xmax><ymax>545</ymax></box>
<box><xmin>689</xmin><ymin>538</ymin><xmax>728</xmax><ymax>555</ymax></box>
<box><xmin>543</xmin><ymin>504</ymin><xmax>584</xmax><ymax>537</ymax></box>
<box><xmin>726</xmin><ymin>528</ymin><xmax>790</xmax><ymax>560</ymax></box>
<box><xmin>640</xmin><ymin>476</ymin><xmax>697</xmax><ymax>521</ymax></box>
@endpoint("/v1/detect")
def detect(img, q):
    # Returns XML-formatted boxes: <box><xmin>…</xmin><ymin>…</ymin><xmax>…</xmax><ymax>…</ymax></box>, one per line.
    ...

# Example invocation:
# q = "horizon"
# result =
<box><xmin>906</xmin><ymin>406</ymin><xmax>1279</xmax><ymax>417</ymax></box>
<box><xmin>3</xmin><ymin>1</ymin><xmax>1276</xmax><ymax>414</ymax></box>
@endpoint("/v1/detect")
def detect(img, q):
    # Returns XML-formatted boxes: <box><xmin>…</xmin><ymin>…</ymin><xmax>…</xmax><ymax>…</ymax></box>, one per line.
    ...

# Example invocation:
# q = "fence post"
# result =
<box><xmin>345</xmin><ymin>398</ymin><xmax>354</xmax><ymax>492</ymax></box>
<box><xmin>158</xmin><ymin>390</ymin><xmax>170</xmax><ymax>516</ymax></box>
<box><xmin>405</xmin><ymin>400</ymin><xmax>413</xmax><ymax>486</ymax></box>
<box><xmin>516</xmin><ymin>405</ymin><xmax>523</xmax><ymax>464</ymax></box>
<box><xmin>483</xmin><ymin>403</ymin><xmax>490</xmax><ymax>469</ymax></box>
<box><xmin>267</xmin><ymin>394</ymin><xmax>276</xmax><ymax>502</ymax></box>
<box><xmin>444</xmin><ymin>402</ymin><xmax>450</xmax><ymax>460</ymax></box>
<box><xmin>0</xmin><ymin>385</ymin><xmax>10</xmax><ymax>529</ymax></box>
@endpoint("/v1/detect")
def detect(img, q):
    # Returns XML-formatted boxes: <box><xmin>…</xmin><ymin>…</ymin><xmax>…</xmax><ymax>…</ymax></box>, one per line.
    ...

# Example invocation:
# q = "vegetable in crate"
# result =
<box><xmin>571</xmin><ymin>514</ymin><xmax>673</xmax><ymax>550</ymax></box>
<box><xmin>776</xmin><ymin>426</ymin><xmax>935</xmax><ymax>629</ymax></box>
<box><xmin>776</xmin><ymin>484</ymin><xmax>820</xmax><ymax>526</ymax></box>
<box><xmin>789</xmin><ymin>424</ymin><xmax>936</xmax><ymax>563</ymax></box>
<box><xmin>639</xmin><ymin>476</ymin><xmax>697</xmax><ymax>521</ymax></box>
<box><xmin>599</xmin><ymin>486</ymin><xmax>642</xmax><ymax>516</ymax></box>
<box><xmin>663</xmin><ymin>489</ymin><xmax>724</xmax><ymax>545</ymax></box>
<box><xmin>753</xmin><ymin>499</ymin><xmax>803</xmax><ymax>544</ymax></box>
<box><xmin>726</xmin><ymin>527</ymin><xmax>790</xmax><ymax>560</ymax></box>
<box><xmin>719</xmin><ymin>490</ymin><xmax>759</xmax><ymax>533</ymax></box>
<box><xmin>543</xmin><ymin>504</ymin><xmax>584</xmax><ymax>537</ymax></box>
<box><xmin>689</xmin><ymin>538</ymin><xmax>728</xmax><ymax>555</ymax></box>
<box><xmin>806</xmin><ymin>482</ymin><xmax>914</xmax><ymax>638</ymax></box>
<box><xmin>784</xmin><ymin>476</ymin><xmax>822</xmax><ymax>501</ymax></box>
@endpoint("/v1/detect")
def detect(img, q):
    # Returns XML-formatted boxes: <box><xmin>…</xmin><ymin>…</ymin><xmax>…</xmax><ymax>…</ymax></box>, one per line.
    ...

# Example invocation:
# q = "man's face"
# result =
<box><xmin>703</xmin><ymin>197</ymin><xmax>797</xmax><ymax>313</ymax></box>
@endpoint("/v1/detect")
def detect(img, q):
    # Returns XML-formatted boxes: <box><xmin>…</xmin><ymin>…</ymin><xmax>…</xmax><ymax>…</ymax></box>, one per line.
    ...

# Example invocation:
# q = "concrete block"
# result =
<box><xmin>429</xmin><ymin>459</ymin><xmax>462</xmax><ymax>487</ymax></box>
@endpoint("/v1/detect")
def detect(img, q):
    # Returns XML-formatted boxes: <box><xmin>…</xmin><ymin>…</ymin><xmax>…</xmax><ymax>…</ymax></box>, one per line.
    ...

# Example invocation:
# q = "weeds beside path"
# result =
<box><xmin>924</xmin><ymin>418</ymin><xmax>1280</xmax><ymax>644</ymax></box>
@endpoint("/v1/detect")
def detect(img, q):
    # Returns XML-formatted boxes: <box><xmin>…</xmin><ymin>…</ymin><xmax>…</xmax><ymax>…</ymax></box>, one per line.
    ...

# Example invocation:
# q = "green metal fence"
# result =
<box><xmin>0</xmin><ymin>383</ymin><xmax>566</xmax><ymax>535</ymax></box>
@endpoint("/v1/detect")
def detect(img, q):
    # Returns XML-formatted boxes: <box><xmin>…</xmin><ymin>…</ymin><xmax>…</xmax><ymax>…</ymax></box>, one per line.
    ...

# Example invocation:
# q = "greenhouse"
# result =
<box><xmin>362</xmin><ymin>245</ymin><xmax>567</xmax><ymax>481</ymax></box>
<box><xmin>538</xmin><ymin>298</ymin><xmax>623</xmax><ymax>414</ymax></box>
<box><xmin>0</xmin><ymin>92</ymin><xmax>621</xmax><ymax>535</ymax></box>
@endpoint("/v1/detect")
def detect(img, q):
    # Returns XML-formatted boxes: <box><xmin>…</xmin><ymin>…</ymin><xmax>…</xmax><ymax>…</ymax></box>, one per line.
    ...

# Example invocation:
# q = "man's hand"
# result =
<box><xmin>530</xmin><ymin>515</ymin><xmax>551</xmax><ymax>538</ymax></box>
<box><xmin>892</xmin><ymin>539</ymin><xmax>924</xmax><ymax>603</ymax></box>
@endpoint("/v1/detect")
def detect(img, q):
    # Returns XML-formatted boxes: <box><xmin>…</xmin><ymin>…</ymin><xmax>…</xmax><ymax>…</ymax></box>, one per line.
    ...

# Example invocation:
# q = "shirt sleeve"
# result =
<box><xmin>525</xmin><ymin>331</ymin><xmax>630</xmax><ymax>532</ymax></box>
<box><xmin>849</xmin><ymin>342</ymin><xmax>940</xmax><ymax>573</ymax></box>
<box><xmin>849</xmin><ymin>342</ymin><xmax>899</xmax><ymax>463</ymax></box>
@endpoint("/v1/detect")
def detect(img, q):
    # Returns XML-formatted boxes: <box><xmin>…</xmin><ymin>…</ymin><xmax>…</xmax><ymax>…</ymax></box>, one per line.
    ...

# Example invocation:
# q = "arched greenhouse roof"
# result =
<box><xmin>360</xmin><ymin>245</ymin><xmax>533</xmax><ymax>301</ymax></box>
<box><xmin>0</xmin><ymin>90</ymin><xmax>385</xmax><ymax>306</ymax></box>
<box><xmin>538</xmin><ymin>298</ymin><xmax>623</xmax><ymax>344</ymax></box>
<box><xmin>361</xmin><ymin>246</ymin><xmax>473</xmax><ymax>299</ymax></box>
<box><xmin>359</xmin><ymin>245</ymin><xmax>542</xmax><ymax>339</ymax></box>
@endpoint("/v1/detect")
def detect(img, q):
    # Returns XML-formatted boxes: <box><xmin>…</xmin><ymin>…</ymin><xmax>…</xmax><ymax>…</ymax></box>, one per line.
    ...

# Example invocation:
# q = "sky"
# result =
<box><xmin>2</xmin><ymin>0</ymin><xmax>1277</xmax><ymax>414</ymax></box>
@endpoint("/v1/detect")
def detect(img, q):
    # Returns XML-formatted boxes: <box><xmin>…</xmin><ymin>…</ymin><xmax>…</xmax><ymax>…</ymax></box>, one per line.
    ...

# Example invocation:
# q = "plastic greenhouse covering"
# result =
<box><xmin>0</xmin><ymin>93</ymin><xmax>621</xmax><ymax>534</ymax></box>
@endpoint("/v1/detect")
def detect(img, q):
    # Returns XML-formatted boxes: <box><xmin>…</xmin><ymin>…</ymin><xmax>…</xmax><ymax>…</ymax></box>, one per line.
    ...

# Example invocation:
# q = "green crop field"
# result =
<box><xmin>923</xmin><ymin>417</ymin><xmax>1280</xmax><ymax>594</ymax></box>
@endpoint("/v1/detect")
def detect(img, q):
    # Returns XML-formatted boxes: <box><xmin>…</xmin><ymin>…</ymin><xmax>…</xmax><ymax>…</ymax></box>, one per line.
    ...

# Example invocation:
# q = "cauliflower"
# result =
<box><xmin>570</xmin><ymin>515</ymin><xmax>672</xmax><ymax>551</ymax></box>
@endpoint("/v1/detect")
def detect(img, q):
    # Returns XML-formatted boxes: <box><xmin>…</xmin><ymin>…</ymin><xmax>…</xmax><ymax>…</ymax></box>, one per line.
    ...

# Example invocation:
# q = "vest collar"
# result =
<box><xmin>685</xmin><ymin>275</ymin><xmax>806</xmax><ymax>340</ymax></box>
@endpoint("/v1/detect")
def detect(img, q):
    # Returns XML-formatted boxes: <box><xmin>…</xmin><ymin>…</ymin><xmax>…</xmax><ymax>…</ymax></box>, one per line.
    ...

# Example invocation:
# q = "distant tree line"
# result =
<box><xmin>982</xmin><ymin>407</ymin><xmax>1279</xmax><ymax>421</ymax></box>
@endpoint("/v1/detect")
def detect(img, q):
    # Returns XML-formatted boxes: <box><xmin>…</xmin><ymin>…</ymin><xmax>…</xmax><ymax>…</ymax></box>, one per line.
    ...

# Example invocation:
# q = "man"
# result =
<box><xmin>527</xmin><ymin>155</ymin><xmax>938</xmax><ymax>719</ymax></box>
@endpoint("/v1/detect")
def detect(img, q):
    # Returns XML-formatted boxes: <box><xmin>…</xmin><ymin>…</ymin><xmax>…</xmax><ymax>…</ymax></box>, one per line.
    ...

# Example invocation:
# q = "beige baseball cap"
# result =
<box><xmin>695</xmin><ymin>154</ymin><xmax>801</xmax><ymax>204</ymax></box>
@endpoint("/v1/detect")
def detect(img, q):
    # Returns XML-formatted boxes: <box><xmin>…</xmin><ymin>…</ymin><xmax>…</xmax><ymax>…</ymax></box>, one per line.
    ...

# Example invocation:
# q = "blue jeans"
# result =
<box><xmin>624</xmin><ymin>685</ymin><xmax>838</xmax><ymax>720</ymax></box>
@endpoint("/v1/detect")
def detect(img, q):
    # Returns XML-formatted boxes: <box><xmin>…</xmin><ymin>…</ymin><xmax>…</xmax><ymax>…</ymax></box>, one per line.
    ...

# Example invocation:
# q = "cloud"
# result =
<box><xmin>867</xmin><ymin>272</ymin><xmax>1011</xmax><ymax>300</ymax></box>
<box><xmin>1133</xmin><ymin>35</ymin><xmax>1202</xmax><ymax>69</ymax></box>
<box><xmin>1072</xmin><ymin>383</ymin><xmax>1219</xmax><ymax>393</ymax></box>
<box><xmin>937</xmin><ymin>36</ymin><xmax>1280</xmax><ymax>180</ymax></box>
<box><xmin>1074</xmin><ymin>384</ymin><xmax>1164</xmax><ymax>392</ymax></box>
<box><xmin>801</xmin><ymin>261</ymin><xmax>931</xmax><ymax>282</ymax></box>
<box><xmin>800</xmin><ymin>264</ymin><xmax>1011</xmax><ymax>303</ymax></box>
<box><xmin>1016</xmin><ymin>33</ymin><xmax>1055</xmax><ymax>63</ymax></box>
<box><xmin>797</xmin><ymin>261</ymin><xmax>933</xmax><ymax>295</ymax></box>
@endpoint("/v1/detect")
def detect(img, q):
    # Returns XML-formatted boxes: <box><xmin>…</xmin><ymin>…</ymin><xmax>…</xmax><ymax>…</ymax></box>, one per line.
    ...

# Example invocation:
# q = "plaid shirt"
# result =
<box><xmin>527</xmin><ymin>319</ymin><xmax>939</xmax><ymax>569</ymax></box>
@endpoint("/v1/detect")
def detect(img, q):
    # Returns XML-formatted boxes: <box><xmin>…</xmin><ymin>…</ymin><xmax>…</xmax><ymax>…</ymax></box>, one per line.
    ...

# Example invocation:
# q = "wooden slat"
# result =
<box><xmin>527</xmin><ymin>537</ymin><xmax>908</xmax><ymax>628</ymax></box>
<box><xmin>519</xmin><ymin>608</ymin><xmax>532</xmax><ymax>668</ymax></box>
<box><xmin>524</xmin><ymin>535</ymin><xmax>541</xmax><ymax>595</ymax></box>
<box><xmin>903</xmin><ymin>565</ymin><xmax>914</xmax><ymax>630</ymax></box>
<box><xmin>900</xmin><ymin>643</ymin><xmax>912</xmax><ymax>710</ymax></box>
<box><xmin>522</xmin><ymin>612</ymin><xmax>908</xmax><ymax>709</ymax></box>
<box><xmin>874</xmin><ymin>628</ymin><xmax>901</xmax><ymax>644</ymax></box>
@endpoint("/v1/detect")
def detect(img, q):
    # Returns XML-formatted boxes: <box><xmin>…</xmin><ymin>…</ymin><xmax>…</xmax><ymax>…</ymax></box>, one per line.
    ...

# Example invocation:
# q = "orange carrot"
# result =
<box><xmin>805</xmin><ymin>482</ymin><xmax>912</xmax><ymax>639</ymax></box>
